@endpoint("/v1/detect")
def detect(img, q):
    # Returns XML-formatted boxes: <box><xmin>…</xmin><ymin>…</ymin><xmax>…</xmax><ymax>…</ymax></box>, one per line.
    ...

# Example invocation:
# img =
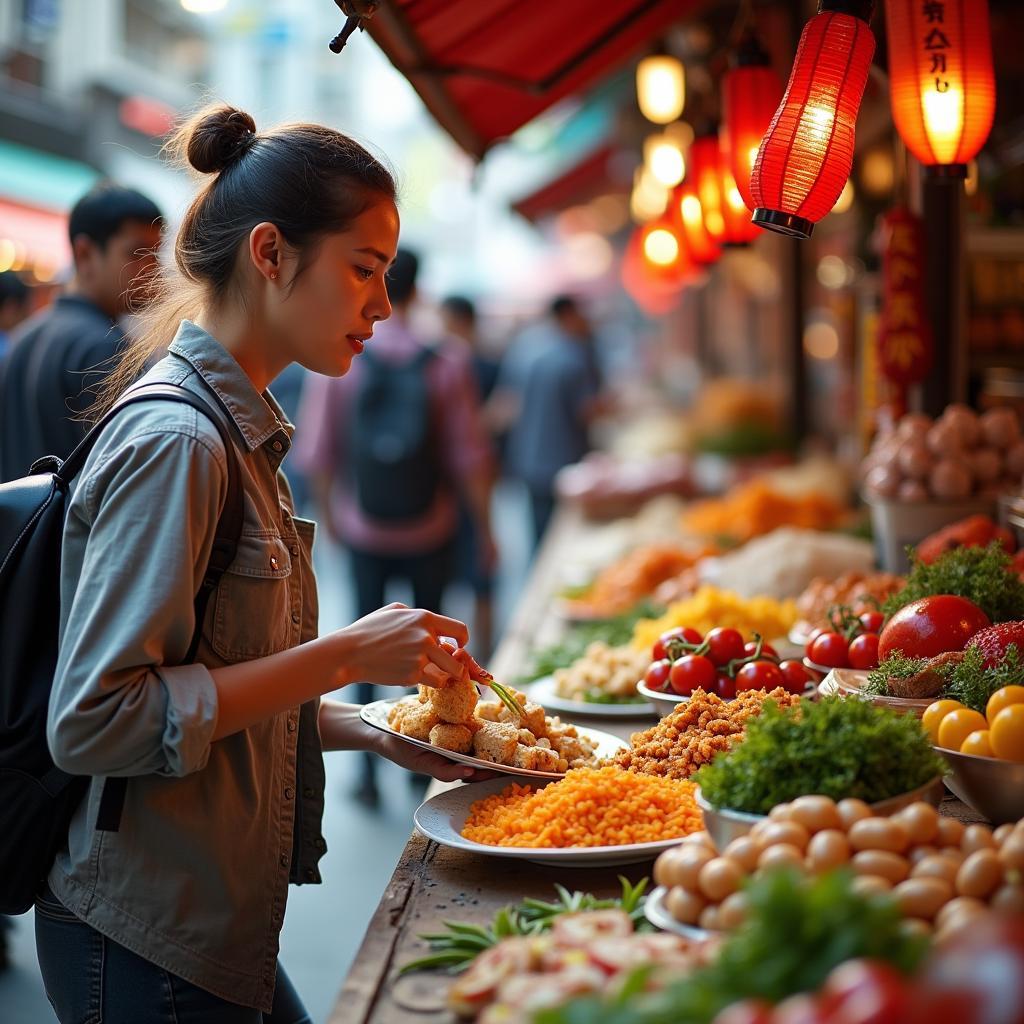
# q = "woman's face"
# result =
<box><xmin>276</xmin><ymin>199</ymin><xmax>399</xmax><ymax>377</ymax></box>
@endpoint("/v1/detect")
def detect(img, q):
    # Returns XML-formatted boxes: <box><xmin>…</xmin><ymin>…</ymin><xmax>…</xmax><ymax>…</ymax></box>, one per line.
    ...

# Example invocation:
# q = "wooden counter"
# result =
<box><xmin>329</xmin><ymin>506</ymin><xmax>984</xmax><ymax>1024</ymax></box>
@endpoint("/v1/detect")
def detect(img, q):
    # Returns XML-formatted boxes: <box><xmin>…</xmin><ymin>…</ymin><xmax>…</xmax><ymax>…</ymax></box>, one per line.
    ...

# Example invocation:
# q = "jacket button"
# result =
<box><xmin>287</xmin><ymin>719</ymin><xmax>297</xmax><ymax>733</ymax></box>
<box><xmin>284</xmin><ymin>787</ymin><xmax>294</xmax><ymax>800</ymax></box>
<box><xmin>291</xmin><ymin>611</ymin><xmax>301</xmax><ymax>624</ymax></box>
<box><xmin>270</xmin><ymin>556</ymin><xmax>279</xmax><ymax>570</ymax></box>
<box><xmin>290</xmin><ymin>544</ymin><xmax>299</xmax><ymax>556</ymax></box>
<box><xmin>271</xmin><ymin>440</ymin><xmax>284</xmax><ymax>453</ymax></box>
<box><xmin>279</xmin><ymin>854</ymin><xmax>289</xmax><ymax>867</ymax></box>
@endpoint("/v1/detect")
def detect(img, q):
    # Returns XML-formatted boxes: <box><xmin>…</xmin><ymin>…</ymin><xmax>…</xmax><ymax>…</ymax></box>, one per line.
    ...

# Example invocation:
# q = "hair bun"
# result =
<box><xmin>186</xmin><ymin>105</ymin><xmax>258</xmax><ymax>175</ymax></box>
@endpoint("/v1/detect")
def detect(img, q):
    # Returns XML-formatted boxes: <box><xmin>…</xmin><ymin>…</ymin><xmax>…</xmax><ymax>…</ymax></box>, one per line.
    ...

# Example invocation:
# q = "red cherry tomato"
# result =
<box><xmin>859</xmin><ymin>611</ymin><xmax>885</xmax><ymax>633</ymax></box>
<box><xmin>877</xmin><ymin>595</ymin><xmax>989</xmax><ymax>661</ymax></box>
<box><xmin>779</xmin><ymin>659</ymin><xmax>813</xmax><ymax>694</ymax></box>
<box><xmin>669</xmin><ymin>654</ymin><xmax>716</xmax><ymax>696</ymax></box>
<box><xmin>716</xmin><ymin>673</ymin><xmax>737</xmax><ymax>699</ymax></box>
<box><xmin>644</xmin><ymin>658</ymin><xmax>672</xmax><ymax>691</ymax></box>
<box><xmin>743</xmin><ymin>641</ymin><xmax>779</xmax><ymax>661</ymax></box>
<box><xmin>652</xmin><ymin>626</ymin><xmax>702</xmax><ymax>661</ymax></box>
<box><xmin>706</xmin><ymin>627</ymin><xmax>745</xmax><ymax>667</ymax></box>
<box><xmin>848</xmin><ymin>633</ymin><xmax>880</xmax><ymax>671</ymax></box>
<box><xmin>820</xmin><ymin>959</ymin><xmax>910</xmax><ymax>1024</ymax></box>
<box><xmin>735</xmin><ymin>660</ymin><xmax>785</xmax><ymax>692</ymax></box>
<box><xmin>808</xmin><ymin>631</ymin><xmax>851</xmax><ymax>669</ymax></box>
<box><xmin>711</xmin><ymin>1000</ymin><xmax>774</xmax><ymax>1024</ymax></box>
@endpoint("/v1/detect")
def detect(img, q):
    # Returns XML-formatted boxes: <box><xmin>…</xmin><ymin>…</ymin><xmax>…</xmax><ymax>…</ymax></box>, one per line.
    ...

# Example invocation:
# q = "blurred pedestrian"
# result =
<box><xmin>0</xmin><ymin>182</ymin><xmax>163</xmax><ymax>482</ymax></box>
<box><xmin>489</xmin><ymin>294</ymin><xmax>604</xmax><ymax>545</ymax></box>
<box><xmin>440</xmin><ymin>294</ymin><xmax>500</xmax><ymax>657</ymax></box>
<box><xmin>35</xmin><ymin>103</ymin><xmax>492</xmax><ymax>1024</ymax></box>
<box><xmin>297</xmin><ymin>250</ymin><xmax>495</xmax><ymax>807</ymax></box>
<box><xmin>0</xmin><ymin>270</ymin><xmax>31</xmax><ymax>361</ymax></box>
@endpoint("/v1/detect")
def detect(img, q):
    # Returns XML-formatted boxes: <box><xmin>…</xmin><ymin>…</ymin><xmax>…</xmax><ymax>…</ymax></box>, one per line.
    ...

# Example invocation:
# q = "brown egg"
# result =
<box><xmin>717</xmin><ymin>891</ymin><xmax>749</xmax><ymax>930</ymax></box>
<box><xmin>865</xmin><ymin>464</ymin><xmax>901</xmax><ymax>499</ymax></box>
<box><xmin>896</xmin><ymin>803</ymin><xmax>940</xmax><ymax>846</ymax></box>
<box><xmin>898</xmin><ymin>442</ymin><xmax>933</xmax><ymax>482</ymax></box>
<box><xmin>789</xmin><ymin>796</ymin><xmax>843</xmax><ymax>834</ymax></box>
<box><xmin>807</xmin><ymin>830</ymin><xmax>852</xmax><ymax>873</ymax></box>
<box><xmin>897</xmin><ymin>414</ymin><xmax>934</xmax><ymax>441</ymax></box>
<box><xmin>991</xmin><ymin>884</ymin><xmax>1024</xmax><ymax>915</ymax></box>
<box><xmin>768</xmin><ymin>802</ymin><xmax>794</xmax><ymax>822</ymax></box>
<box><xmin>849</xmin><ymin>817</ymin><xmax>910</xmax><ymax>854</ymax></box>
<box><xmin>654</xmin><ymin>847</ymin><xmax>689</xmax><ymax>888</ymax></box>
<box><xmin>698</xmin><ymin>905</ymin><xmax>721</xmax><ymax>932</ymax></box>
<box><xmin>837</xmin><ymin>798</ymin><xmax>872</xmax><ymax>831</ymax></box>
<box><xmin>898</xmin><ymin>480</ymin><xmax>929</xmax><ymax>502</ymax></box>
<box><xmin>911</xmin><ymin>854</ymin><xmax>960</xmax><ymax>888</ymax></box>
<box><xmin>899</xmin><ymin>918</ymin><xmax>933</xmax><ymax>939</ymax></box>
<box><xmin>969</xmin><ymin>447</ymin><xmax>1003</xmax><ymax>484</ymax></box>
<box><xmin>666</xmin><ymin>885</ymin><xmax>706</xmax><ymax>926</ymax></box>
<box><xmin>935</xmin><ymin>896</ymin><xmax>988</xmax><ymax>931</ymax></box>
<box><xmin>981</xmin><ymin>407</ymin><xmax>1020</xmax><ymax>449</ymax></box>
<box><xmin>698</xmin><ymin>857</ymin><xmax>744</xmax><ymax>903</ymax></box>
<box><xmin>680</xmin><ymin>831</ymin><xmax>717</xmax><ymax>850</ymax></box>
<box><xmin>942</xmin><ymin>405</ymin><xmax>982</xmax><ymax>447</ymax></box>
<box><xmin>757</xmin><ymin>843</ymin><xmax>804</xmax><ymax>871</ymax></box>
<box><xmin>893</xmin><ymin>877</ymin><xmax>954</xmax><ymax>921</ymax></box>
<box><xmin>936</xmin><ymin>816</ymin><xmax>966</xmax><ymax>848</ymax></box>
<box><xmin>760</xmin><ymin>820</ymin><xmax>811</xmax><ymax>852</ymax></box>
<box><xmin>908</xmin><ymin>845</ymin><xmax>940</xmax><ymax>866</ymax></box>
<box><xmin>851</xmin><ymin>850</ymin><xmax>911</xmax><ymax>884</ymax></box>
<box><xmin>993</xmin><ymin>824</ymin><xmax>1016</xmax><ymax>847</ymax></box>
<box><xmin>722</xmin><ymin>836</ymin><xmax>762</xmax><ymax>874</ymax></box>
<box><xmin>929</xmin><ymin>459</ymin><xmax>973</xmax><ymax>500</ymax></box>
<box><xmin>998</xmin><ymin>833</ymin><xmax>1024</xmax><ymax>872</ymax></box>
<box><xmin>851</xmin><ymin>874</ymin><xmax>894</xmax><ymax>897</ymax></box>
<box><xmin>961</xmin><ymin>824</ymin><xmax>997</xmax><ymax>855</ymax></box>
<box><xmin>956</xmin><ymin>849</ymin><xmax>1004</xmax><ymax>899</ymax></box>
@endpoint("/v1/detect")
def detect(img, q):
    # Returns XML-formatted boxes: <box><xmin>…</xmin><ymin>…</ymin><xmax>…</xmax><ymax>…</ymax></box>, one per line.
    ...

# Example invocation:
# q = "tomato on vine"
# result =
<box><xmin>735</xmin><ymin>661</ymin><xmax>785</xmax><ymax>692</ymax></box>
<box><xmin>669</xmin><ymin>654</ymin><xmax>716</xmax><ymax>696</ymax></box>
<box><xmin>706</xmin><ymin>627</ymin><xmax>745</xmax><ymax>667</ymax></box>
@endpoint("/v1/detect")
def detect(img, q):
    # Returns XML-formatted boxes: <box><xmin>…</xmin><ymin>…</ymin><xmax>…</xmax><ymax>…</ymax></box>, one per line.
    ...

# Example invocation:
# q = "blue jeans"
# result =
<box><xmin>34</xmin><ymin>886</ymin><xmax>311</xmax><ymax>1024</ymax></box>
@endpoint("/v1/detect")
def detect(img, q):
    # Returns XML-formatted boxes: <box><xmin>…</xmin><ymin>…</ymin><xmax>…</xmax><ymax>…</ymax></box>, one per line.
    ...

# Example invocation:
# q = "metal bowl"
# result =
<box><xmin>937</xmin><ymin>747</ymin><xmax>1024</xmax><ymax>825</ymax></box>
<box><xmin>636</xmin><ymin>679</ymin><xmax>687</xmax><ymax>717</ymax></box>
<box><xmin>694</xmin><ymin>777</ymin><xmax>946</xmax><ymax>853</ymax></box>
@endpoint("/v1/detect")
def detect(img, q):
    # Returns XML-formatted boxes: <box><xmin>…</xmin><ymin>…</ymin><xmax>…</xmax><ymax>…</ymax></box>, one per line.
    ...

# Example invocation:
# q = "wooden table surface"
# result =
<box><xmin>328</xmin><ymin>507</ymin><xmax>983</xmax><ymax>1024</ymax></box>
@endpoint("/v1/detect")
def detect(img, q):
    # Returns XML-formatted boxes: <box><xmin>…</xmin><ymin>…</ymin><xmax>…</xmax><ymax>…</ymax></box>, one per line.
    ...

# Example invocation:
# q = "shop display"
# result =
<box><xmin>794</xmin><ymin>571</ymin><xmax>904</xmax><ymax>638</ymax></box>
<box><xmin>550</xmin><ymin>642</ymin><xmax>651</xmax><ymax>706</ymax></box>
<box><xmin>926</xmin><ymin>685</ymin><xmax>1024</xmax><ymax>762</ymax></box>
<box><xmin>803</xmin><ymin>606</ymin><xmax>885</xmax><ymax>672</ymax></box>
<box><xmin>915</xmin><ymin>514</ymin><xmax>1016</xmax><ymax>564</ymax></box>
<box><xmin>613</xmin><ymin>688</ymin><xmax>802</xmax><ymax>781</ymax></box>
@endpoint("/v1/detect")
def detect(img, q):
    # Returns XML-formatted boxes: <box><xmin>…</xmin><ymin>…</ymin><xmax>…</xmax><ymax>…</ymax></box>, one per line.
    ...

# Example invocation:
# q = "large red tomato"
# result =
<box><xmin>877</xmin><ymin>596</ymin><xmax>990</xmax><ymax>661</ymax></box>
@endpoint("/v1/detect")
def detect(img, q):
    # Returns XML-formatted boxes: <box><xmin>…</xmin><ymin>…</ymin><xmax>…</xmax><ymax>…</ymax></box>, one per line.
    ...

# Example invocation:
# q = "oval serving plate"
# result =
<box><xmin>414</xmin><ymin>777</ymin><xmax>687</xmax><ymax>867</ymax></box>
<box><xmin>644</xmin><ymin>885</ymin><xmax>715</xmax><ymax>940</ymax></box>
<box><xmin>819</xmin><ymin>668</ymin><xmax>933</xmax><ymax>717</ymax></box>
<box><xmin>526</xmin><ymin>674</ymin><xmax>656</xmax><ymax>720</ymax></box>
<box><xmin>360</xmin><ymin>698</ymin><xmax>628</xmax><ymax>780</ymax></box>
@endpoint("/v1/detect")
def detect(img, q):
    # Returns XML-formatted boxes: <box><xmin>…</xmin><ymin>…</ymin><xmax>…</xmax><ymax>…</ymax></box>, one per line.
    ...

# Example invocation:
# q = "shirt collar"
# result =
<box><xmin>168</xmin><ymin>320</ymin><xmax>291</xmax><ymax>454</ymax></box>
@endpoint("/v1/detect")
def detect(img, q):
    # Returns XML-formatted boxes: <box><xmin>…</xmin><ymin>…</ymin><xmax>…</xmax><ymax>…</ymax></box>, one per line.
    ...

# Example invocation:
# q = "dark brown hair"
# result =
<box><xmin>95</xmin><ymin>103</ymin><xmax>396</xmax><ymax>416</ymax></box>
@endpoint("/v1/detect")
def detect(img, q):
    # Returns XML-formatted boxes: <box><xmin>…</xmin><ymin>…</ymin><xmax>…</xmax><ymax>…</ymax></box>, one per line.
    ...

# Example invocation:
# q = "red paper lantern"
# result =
<box><xmin>884</xmin><ymin>0</ymin><xmax>995</xmax><ymax>175</ymax></box>
<box><xmin>750</xmin><ymin>1</ymin><xmax>876</xmax><ymax>238</ymax></box>
<box><xmin>688</xmin><ymin>134</ymin><xmax>726</xmax><ymax>244</ymax></box>
<box><xmin>719</xmin><ymin>159</ymin><xmax>761</xmax><ymax>246</ymax></box>
<box><xmin>622</xmin><ymin>223</ymin><xmax>694</xmax><ymax>315</ymax></box>
<box><xmin>669</xmin><ymin>179</ymin><xmax>721</xmax><ymax>266</ymax></box>
<box><xmin>720</xmin><ymin>35</ymin><xmax>784</xmax><ymax>211</ymax></box>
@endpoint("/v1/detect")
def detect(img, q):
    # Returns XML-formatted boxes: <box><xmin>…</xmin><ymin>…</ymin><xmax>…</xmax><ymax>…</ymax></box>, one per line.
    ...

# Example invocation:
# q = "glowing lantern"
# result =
<box><xmin>719</xmin><ymin>159</ymin><xmax>761</xmax><ymax>246</ymax></box>
<box><xmin>720</xmin><ymin>35</ymin><xmax>784</xmax><ymax>211</ymax></box>
<box><xmin>670</xmin><ymin>179</ymin><xmax>721</xmax><ymax>266</ymax></box>
<box><xmin>750</xmin><ymin>1</ymin><xmax>876</xmax><ymax>238</ymax></box>
<box><xmin>884</xmin><ymin>0</ymin><xmax>995</xmax><ymax>175</ymax></box>
<box><xmin>688</xmin><ymin>135</ymin><xmax>726</xmax><ymax>243</ymax></box>
<box><xmin>636</xmin><ymin>54</ymin><xmax>685</xmax><ymax>125</ymax></box>
<box><xmin>622</xmin><ymin>222</ymin><xmax>694</xmax><ymax>314</ymax></box>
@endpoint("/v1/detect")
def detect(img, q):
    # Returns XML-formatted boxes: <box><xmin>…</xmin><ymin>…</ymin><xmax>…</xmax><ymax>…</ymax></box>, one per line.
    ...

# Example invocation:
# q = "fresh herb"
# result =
<box><xmin>399</xmin><ymin>877</ymin><xmax>650</xmax><ymax>975</ymax></box>
<box><xmin>866</xmin><ymin>652</ymin><xmax>929</xmax><ymax>696</ymax></box>
<box><xmin>536</xmin><ymin>869</ymin><xmax>929</xmax><ymax>1024</ymax></box>
<box><xmin>583</xmin><ymin>689</ymin><xmax>647</xmax><ymax>705</ymax></box>
<box><xmin>884</xmin><ymin>542</ymin><xmax>1024</xmax><ymax>624</ymax></box>
<box><xmin>945</xmin><ymin>643</ymin><xmax>1024</xmax><ymax>714</ymax></box>
<box><xmin>520</xmin><ymin>601</ymin><xmax>663</xmax><ymax>683</ymax></box>
<box><xmin>694</xmin><ymin>697</ymin><xmax>946</xmax><ymax>814</ymax></box>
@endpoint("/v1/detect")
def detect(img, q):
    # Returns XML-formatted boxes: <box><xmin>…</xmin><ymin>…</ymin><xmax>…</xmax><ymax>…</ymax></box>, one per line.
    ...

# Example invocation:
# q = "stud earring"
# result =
<box><xmin>270</xmin><ymin>272</ymin><xmax>278</xmax><ymax>280</ymax></box>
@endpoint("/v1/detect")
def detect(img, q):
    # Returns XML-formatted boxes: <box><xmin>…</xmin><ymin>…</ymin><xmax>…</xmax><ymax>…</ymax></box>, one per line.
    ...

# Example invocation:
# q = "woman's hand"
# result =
<box><xmin>332</xmin><ymin>603</ymin><xmax>469</xmax><ymax>689</ymax></box>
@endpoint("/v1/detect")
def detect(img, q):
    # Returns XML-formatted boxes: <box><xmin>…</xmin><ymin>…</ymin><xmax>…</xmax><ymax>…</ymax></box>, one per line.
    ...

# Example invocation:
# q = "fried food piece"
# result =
<box><xmin>430</xmin><ymin>673</ymin><xmax>479</xmax><ymax>724</ymax></box>
<box><xmin>513</xmin><ymin>745</ymin><xmax>562</xmax><ymax>773</ymax></box>
<box><xmin>397</xmin><ymin>702</ymin><xmax>441</xmax><ymax>741</ymax></box>
<box><xmin>475</xmin><ymin>701</ymin><xmax>503</xmax><ymax>722</ymax></box>
<box><xmin>472</xmin><ymin>721</ymin><xmax>520</xmax><ymax>765</ymax></box>
<box><xmin>429</xmin><ymin>723</ymin><xmax>474</xmax><ymax>755</ymax></box>
<box><xmin>387</xmin><ymin>698</ymin><xmax>415</xmax><ymax>730</ymax></box>
<box><xmin>499</xmin><ymin>699</ymin><xmax>546</xmax><ymax>738</ymax></box>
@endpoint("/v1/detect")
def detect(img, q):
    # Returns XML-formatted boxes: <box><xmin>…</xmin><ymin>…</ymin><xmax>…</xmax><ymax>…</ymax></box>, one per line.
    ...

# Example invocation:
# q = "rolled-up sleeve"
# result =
<box><xmin>49</xmin><ymin>424</ymin><xmax>226</xmax><ymax>778</ymax></box>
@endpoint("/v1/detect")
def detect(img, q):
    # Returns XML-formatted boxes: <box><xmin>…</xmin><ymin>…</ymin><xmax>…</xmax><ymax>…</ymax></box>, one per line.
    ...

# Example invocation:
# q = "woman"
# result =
<box><xmin>36</xmin><ymin>104</ymin><xmax>485</xmax><ymax>1023</ymax></box>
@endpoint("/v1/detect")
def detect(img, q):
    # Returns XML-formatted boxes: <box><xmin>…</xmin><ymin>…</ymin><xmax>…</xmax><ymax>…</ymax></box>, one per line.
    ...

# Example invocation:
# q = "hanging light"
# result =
<box><xmin>720</xmin><ymin>34</ymin><xmax>784</xmax><ymax>211</ymax></box>
<box><xmin>719</xmin><ymin>159</ymin><xmax>761</xmax><ymax>246</ymax></box>
<box><xmin>643</xmin><ymin>132</ymin><xmax>686</xmax><ymax>188</ymax></box>
<box><xmin>688</xmin><ymin>134</ymin><xmax>726</xmax><ymax>243</ymax></box>
<box><xmin>750</xmin><ymin>1</ymin><xmax>876</xmax><ymax>239</ymax></box>
<box><xmin>670</xmin><ymin>178</ymin><xmax>721</xmax><ymax>266</ymax></box>
<box><xmin>636</xmin><ymin>53</ymin><xmax>686</xmax><ymax>125</ymax></box>
<box><xmin>630</xmin><ymin>166</ymin><xmax>669</xmax><ymax>223</ymax></box>
<box><xmin>884</xmin><ymin>0</ymin><xmax>994</xmax><ymax>176</ymax></box>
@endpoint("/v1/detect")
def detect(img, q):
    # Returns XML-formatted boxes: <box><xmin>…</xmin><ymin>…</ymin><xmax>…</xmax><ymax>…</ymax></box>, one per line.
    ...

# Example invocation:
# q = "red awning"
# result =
<box><xmin>513</xmin><ymin>144</ymin><xmax>628</xmax><ymax>222</ymax></box>
<box><xmin>0</xmin><ymin>199</ymin><xmax>70</xmax><ymax>274</ymax></box>
<box><xmin>365</xmin><ymin>0</ymin><xmax>701</xmax><ymax>159</ymax></box>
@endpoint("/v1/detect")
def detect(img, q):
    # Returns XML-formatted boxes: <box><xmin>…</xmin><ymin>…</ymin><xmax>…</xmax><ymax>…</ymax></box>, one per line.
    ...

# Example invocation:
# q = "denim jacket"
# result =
<box><xmin>47</xmin><ymin>320</ymin><xmax>326</xmax><ymax>1013</ymax></box>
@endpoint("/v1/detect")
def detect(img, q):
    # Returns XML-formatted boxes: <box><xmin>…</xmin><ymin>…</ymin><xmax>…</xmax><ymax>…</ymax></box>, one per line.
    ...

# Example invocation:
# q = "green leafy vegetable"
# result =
<box><xmin>582</xmin><ymin>689</ymin><xmax>647</xmax><ymax>705</ymax></box>
<box><xmin>865</xmin><ymin>652</ymin><xmax>929</xmax><ymax>696</ymax></box>
<box><xmin>535</xmin><ymin>870</ymin><xmax>930</xmax><ymax>1024</ymax></box>
<box><xmin>884</xmin><ymin>542</ymin><xmax>1024</xmax><ymax>624</ymax></box>
<box><xmin>694</xmin><ymin>696</ymin><xmax>946</xmax><ymax>814</ymax></box>
<box><xmin>399</xmin><ymin>877</ymin><xmax>650</xmax><ymax>975</ymax></box>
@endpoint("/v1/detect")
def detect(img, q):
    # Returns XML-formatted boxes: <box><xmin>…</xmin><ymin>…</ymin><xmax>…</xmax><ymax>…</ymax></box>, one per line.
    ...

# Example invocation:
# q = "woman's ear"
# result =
<box><xmin>249</xmin><ymin>222</ymin><xmax>283</xmax><ymax>282</ymax></box>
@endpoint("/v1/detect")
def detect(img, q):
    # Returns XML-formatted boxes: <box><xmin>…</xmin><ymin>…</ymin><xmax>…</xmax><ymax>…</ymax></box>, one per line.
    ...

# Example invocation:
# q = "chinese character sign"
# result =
<box><xmin>884</xmin><ymin>0</ymin><xmax>995</xmax><ymax>169</ymax></box>
<box><xmin>877</xmin><ymin>207</ymin><xmax>933</xmax><ymax>385</ymax></box>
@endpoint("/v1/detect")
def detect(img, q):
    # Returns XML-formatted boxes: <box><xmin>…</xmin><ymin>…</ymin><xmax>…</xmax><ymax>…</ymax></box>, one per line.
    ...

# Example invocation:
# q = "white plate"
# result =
<box><xmin>413</xmin><ymin>777</ymin><xmax>688</xmax><ymax>867</ymax></box>
<box><xmin>360</xmin><ymin>698</ymin><xmax>628</xmax><ymax>780</ymax></box>
<box><xmin>636</xmin><ymin>678</ymin><xmax>687</xmax><ymax>717</ymax></box>
<box><xmin>644</xmin><ymin>886</ymin><xmax>714</xmax><ymax>939</ymax></box>
<box><xmin>526</xmin><ymin>674</ymin><xmax>657</xmax><ymax>720</ymax></box>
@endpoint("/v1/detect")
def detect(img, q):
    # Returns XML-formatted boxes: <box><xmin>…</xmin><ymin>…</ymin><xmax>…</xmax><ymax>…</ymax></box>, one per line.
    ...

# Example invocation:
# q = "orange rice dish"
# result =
<box><xmin>460</xmin><ymin>765</ymin><xmax>702</xmax><ymax>848</ymax></box>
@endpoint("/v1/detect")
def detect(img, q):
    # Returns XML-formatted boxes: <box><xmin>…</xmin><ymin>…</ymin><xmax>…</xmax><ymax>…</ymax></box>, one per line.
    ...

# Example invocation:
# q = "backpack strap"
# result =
<box><xmin>63</xmin><ymin>384</ymin><xmax>245</xmax><ymax>834</ymax></box>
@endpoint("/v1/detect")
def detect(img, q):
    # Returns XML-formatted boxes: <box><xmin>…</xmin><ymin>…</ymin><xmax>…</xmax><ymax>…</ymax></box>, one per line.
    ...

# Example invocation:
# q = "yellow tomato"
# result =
<box><xmin>960</xmin><ymin>729</ymin><xmax>994</xmax><ymax>757</ymax></box>
<box><xmin>990</xmin><ymin>705</ymin><xmax>1024</xmax><ymax>763</ymax></box>
<box><xmin>937</xmin><ymin>708</ymin><xmax>989</xmax><ymax>752</ymax></box>
<box><xmin>986</xmin><ymin>685</ymin><xmax>1024</xmax><ymax>724</ymax></box>
<box><xmin>923</xmin><ymin>700</ymin><xmax>966</xmax><ymax>745</ymax></box>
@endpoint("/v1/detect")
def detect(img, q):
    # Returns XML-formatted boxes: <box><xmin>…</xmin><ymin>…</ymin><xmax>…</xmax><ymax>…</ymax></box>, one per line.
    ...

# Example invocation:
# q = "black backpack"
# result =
<box><xmin>0</xmin><ymin>383</ymin><xmax>242</xmax><ymax>914</ymax></box>
<box><xmin>349</xmin><ymin>346</ymin><xmax>441</xmax><ymax>521</ymax></box>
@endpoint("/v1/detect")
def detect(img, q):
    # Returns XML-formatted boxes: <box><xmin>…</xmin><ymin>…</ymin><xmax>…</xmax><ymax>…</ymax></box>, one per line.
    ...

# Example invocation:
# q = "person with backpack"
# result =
<box><xmin>6</xmin><ymin>104</ymin><xmax>493</xmax><ymax>1024</ymax></box>
<box><xmin>296</xmin><ymin>249</ymin><xmax>496</xmax><ymax>809</ymax></box>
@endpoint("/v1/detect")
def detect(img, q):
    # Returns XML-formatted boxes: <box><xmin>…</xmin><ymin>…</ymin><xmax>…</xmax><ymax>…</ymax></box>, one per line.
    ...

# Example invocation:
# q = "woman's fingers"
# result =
<box><xmin>420</xmin><ymin>662</ymin><xmax>450</xmax><ymax>688</ymax></box>
<box><xmin>425</xmin><ymin>641</ymin><xmax>464</xmax><ymax>680</ymax></box>
<box><xmin>426</xmin><ymin>613</ymin><xmax>469</xmax><ymax>647</ymax></box>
